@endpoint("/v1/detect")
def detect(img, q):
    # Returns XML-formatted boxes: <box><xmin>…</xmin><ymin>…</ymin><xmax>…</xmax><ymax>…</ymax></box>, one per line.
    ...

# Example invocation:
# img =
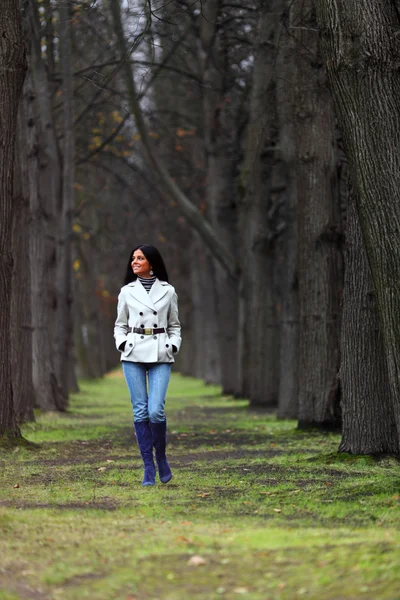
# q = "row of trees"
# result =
<box><xmin>1</xmin><ymin>0</ymin><xmax>400</xmax><ymax>455</ymax></box>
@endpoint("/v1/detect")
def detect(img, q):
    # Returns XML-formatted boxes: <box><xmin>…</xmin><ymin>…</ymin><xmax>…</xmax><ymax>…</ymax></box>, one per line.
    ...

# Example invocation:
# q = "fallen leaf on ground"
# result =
<box><xmin>273</xmin><ymin>508</ymin><xmax>282</xmax><ymax>513</ymax></box>
<box><xmin>234</xmin><ymin>587</ymin><xmax>249</xmax><ymax>594</ymax></box>
<box><xmin>188</xmin><ymin>555</ymin><xmax>207</xmax><ymax>566</ymax></box>
<box><xmin>97</xmin><ymin>467</ymin><xmax>106</xmax><ymax>471</ymax></box>
<box><xmin>176</xmin><ymin>536</ymin><xmax>192</xmax><ymax>544</ymax></box>
<box><xmin>197</xmin><ymin>492</ymin><xmax>211</xmax><ymax>497</ymax></box>
<box><xmin>106</xmin><ymin>459</ymin><xmax>115</xmax><ymax>463</ymax></box>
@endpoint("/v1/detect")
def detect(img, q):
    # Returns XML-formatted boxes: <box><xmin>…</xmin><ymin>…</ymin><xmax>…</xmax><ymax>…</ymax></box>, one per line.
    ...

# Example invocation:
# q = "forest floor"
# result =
<box><xmin>0</xmin><ymin>371</ymin><xmax>399</xmax><ymax>600</ymax></box>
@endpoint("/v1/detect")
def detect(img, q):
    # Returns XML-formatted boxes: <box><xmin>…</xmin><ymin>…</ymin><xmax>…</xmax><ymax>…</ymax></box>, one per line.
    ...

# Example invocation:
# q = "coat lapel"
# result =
<box><xmin>149</xmin><ymin>279</ymin><xmax>169</xmax><ymax>305</ymax></box>
<box><xmin>127</xmin><ymin>280</ymin><xmax>156</xmax><ymax>310</ymax></box>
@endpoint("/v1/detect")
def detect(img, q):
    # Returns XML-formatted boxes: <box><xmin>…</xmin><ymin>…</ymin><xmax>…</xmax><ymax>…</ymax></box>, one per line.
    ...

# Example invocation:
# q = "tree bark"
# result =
<box><xmin>56</xmin><ymin>1</ymin><xmax>75</xmax><ymax>396</ymax></box>
<box><xmin>12</xmin><ymin>75</ymin><xmax>35</xmax><ymax>423</ymax></box>
<box><xmin>191</xmin><ymin>237</ymin><xmax>221</xmax><ymax>384</ymax></box>
<box><xmin>293</xmin><ymin>0</ymin><xmax>342</xmax><ymax>429</ymax></box>
<box><xmin>339</xmin><ymin>187</ymin><xmax>399</xmax><ymax>454</ymax></box>
<box><xmin>316</xmin><ymin>0</ymin><xmax>400</xmax><ymax>450</ymax></box>
<box><xmin>0</xmin><ymin>0</ymin><xmax>27</xmax><ymax>437</ymax></box>
<box><xmin>200</xmin><ymin>0</ymin><xmax>240</xmax><ymax>394</ymax></box>
<box><xmin>239</xmin><ymin>0</ymin><xmax>283</xmax><ymax>406</ymax></box>
<box><xmin>276</xmin><ymin>2</ymin><xmax>298</xmax><ymax>419</ymax></box>
<box><xmin>28</xmin><ymin>0</ymin><xmax>65</xmax><ymax>410</ymax></box>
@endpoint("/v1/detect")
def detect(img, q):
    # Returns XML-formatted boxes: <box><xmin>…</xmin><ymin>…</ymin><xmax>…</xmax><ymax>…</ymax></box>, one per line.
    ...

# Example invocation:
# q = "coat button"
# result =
<box><xmin>139</xmin><ymin>312</ymin><xmax>143</xmax><ymax>316</ymax></box>
<box><xmin>140</xmin><ymin>335</ymin><xmax>144</xmax><ymax>339</ymax></box>
<box><xmin>153</xmin><ymin>336</ymin><xmax>157</xmax><ymax>340</ymax></box>
<box><xmin>166</xmin><ymin>344</ymin><xmax>169</xmax><ymax>348</ymax></box>
<box><xmin>129</xmin><ymin>343</ymin><xmax>133</xmax><ymax>347</ymax></box>
<box><xmin>153</xmin><ymin>311</ymin><xmax>157</xmax><ymax>315</ymax></box>
<box><xmin>154</xmin><ymin>323</ymin><xmax>158</xmax><ymax>327</ymax></box>
<box><xmin>141</xmin><ymin>324</ymin><xmax>145</xmax><ymax>328</ymax></box>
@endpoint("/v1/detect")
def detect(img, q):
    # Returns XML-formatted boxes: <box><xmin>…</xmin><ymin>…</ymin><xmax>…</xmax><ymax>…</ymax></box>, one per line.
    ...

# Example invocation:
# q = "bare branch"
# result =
<box><xmin>109</xmin><ymin>0</ymin><xmax>239</xmax><ymax>280</ymax></box>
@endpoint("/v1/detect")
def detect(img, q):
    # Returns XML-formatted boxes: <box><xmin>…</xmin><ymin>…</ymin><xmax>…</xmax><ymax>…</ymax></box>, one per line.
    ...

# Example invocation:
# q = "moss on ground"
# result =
<box><xmin>0</xmin><ymin>370</ymin><xmax>399</xmax><ymax>600</ymax></box>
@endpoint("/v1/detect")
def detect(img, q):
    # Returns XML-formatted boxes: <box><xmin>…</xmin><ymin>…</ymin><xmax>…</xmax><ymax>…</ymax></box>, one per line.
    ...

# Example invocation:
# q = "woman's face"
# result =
<box><xmin>131</xmin><ymin>249</ymin><xmax>152</xmax><ymax>278</ymax></box>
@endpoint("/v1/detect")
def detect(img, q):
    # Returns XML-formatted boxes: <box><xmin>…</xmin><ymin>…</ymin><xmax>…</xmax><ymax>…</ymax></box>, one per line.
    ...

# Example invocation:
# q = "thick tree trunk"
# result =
<box><xmin>30</xmin><ymin>144</ymin><xmax>65</xmax><ymax>411</ymax></box>
<box><xmin>276</xmin><ymin>4</ymin><xmax>298</xmax><ymax>419</ymax></box>
<box><xmin>12</xmin><ymin>77</ymin><xmax>35</xmax><ymax>423</ymax></box>
<box><xmin>293</xmin><ymin>0</ymin><xmax>342</xmax><ymax>429</ymax></box>
<box><xmin>316</xmin><ymin>0</ymin><xmax>400</xmax><ymax>449</ymax></box>
<box><xmin>0</xmin><ymin>0</ymin><xmax>26</xmax><ymax>437</ymax></box>
<box><xmin>56</xmin><ymin>2</ymin><xmax>75</xmax><ymax>396</ymax></box>
<box><xmin>339</xmin><ymin>188</ymin><xmax>399</xmax><ymax>454</ymax></box>
<box><xmin>239</xmin><ymin>1</ymin><xmax>283</xmax><ymax>407</ymax></box>
<box><xmin>28</xmin><ymin>0</ymin><xmax>65</xmax><ymax>410</ymax></box>
<box><xmin>200</xmin><ymin>1</ymin><xmax>239</xmax><ymax>394</ymax></box>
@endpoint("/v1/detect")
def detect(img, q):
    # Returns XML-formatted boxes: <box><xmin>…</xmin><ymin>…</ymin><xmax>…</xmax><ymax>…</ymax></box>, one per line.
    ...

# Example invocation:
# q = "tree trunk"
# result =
<box><xmin>293</xmin><ymin>0</ymin><xmax>342</xmax><ymax>429</ymax></box>
<box><xmin>12</xmin><ymin>75</ymin><xmax>35</xmax><ymax>423</ymax></box>
<box><xmin>276</xmin><ymin>3</ymin><xmax>298</xmax><ymax>418</ymax></box>
<box><xmin>191</xmin><ymin>237</ymin><xmax>220</xmax><ymax>384</ymax></box>
<box><xmin>316</xmin><ymin>0</ymin><xmax>400</xmax><ymax>450</ymax></box>
<box><xmin>339</xmin><ymin>187</ymin><xmax>399</xmax><ymax>454</ymax></box>
<box><xmin>56</xmin><ymin>1</ymin><xmax>75</xmax><ymax>396</ymax></box>
<box><xmin>200</xmin><ymin>0</ymin><xmax>239</xmax><ymax>394</ymax></box>
<box><xmin>239</xmin><ymin>0</ymin><xmax>283</xmax><ymax>407</ymax></box>
<box><xmin>28</xmin><ymin>0</ymin><xmax>65</xmax><ymax>410</ymax></box>
<box><xmin>0</xmin><ymin>0</ymin><xmax>26</xmax><ymax>437</ymax></box>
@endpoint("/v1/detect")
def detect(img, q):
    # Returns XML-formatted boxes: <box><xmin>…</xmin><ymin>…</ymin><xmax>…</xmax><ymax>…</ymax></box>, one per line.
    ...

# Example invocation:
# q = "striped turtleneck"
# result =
<box><xmin>138</xmin><ymin>275</ymin><xmax>156</xmax><ymax>293</ymax></box>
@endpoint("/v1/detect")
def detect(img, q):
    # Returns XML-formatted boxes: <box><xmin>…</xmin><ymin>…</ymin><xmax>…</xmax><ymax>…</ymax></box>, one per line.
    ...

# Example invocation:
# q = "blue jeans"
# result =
<box><xmin>122</xmin><ymin>362</ymin><xmax>172</xmax><ymax>423</ymax></box>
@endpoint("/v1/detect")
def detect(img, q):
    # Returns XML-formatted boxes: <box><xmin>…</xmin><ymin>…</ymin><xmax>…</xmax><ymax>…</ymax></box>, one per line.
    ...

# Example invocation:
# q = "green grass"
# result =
<box><xmin>0</xmin><ymin>370</ymin><xmax>399</xmax><ymax>600</ymax></box>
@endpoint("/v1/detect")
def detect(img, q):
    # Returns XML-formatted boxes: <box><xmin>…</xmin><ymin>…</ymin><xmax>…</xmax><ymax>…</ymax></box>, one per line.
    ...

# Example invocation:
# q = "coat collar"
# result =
<box><xmin>127</xmin><ymin>278</ymin><xmax>169</xmax><ymax>309</ymax></box>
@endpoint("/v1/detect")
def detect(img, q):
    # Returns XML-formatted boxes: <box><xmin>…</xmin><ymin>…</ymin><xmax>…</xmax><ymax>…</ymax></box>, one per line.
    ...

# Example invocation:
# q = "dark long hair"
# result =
<box><xmin>123</xmin><ymin>244</ymin><xmax>169</xmax><ymax>285</ymax></box>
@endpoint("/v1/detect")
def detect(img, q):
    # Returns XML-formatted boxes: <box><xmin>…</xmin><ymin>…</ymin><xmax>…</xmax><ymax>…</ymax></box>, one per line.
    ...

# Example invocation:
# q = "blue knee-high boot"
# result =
<box><xmin>150</xmin><ymin>420</ymin><xmax>172</xmax><ymax>484</ymax></box>
<box><xmin>134</xmin><ymin>421</ymin><xmax>156</xmax><ymax>486</ymax></box>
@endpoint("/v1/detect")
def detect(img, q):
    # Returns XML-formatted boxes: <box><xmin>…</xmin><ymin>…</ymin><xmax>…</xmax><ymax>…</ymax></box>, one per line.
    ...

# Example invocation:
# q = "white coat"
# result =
<box><xmin>114</xmin><ymin>278</ymin><xmax>182</xmax><ymax>364</ymax></box>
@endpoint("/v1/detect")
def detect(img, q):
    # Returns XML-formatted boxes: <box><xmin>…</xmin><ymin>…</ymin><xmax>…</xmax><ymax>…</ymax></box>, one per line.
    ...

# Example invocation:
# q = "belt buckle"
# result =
<box><xmin>144</xmin><ymin>328</ymin><xmax>152</xmax><ymax>335</ymax></box>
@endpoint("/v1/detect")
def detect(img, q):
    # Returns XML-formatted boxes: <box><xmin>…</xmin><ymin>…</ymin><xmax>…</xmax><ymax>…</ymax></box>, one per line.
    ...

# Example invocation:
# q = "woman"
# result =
<box><xmin>114</xmin><ymin>244</ymin><xmax>181</xmax><ymax>486</ymax></box>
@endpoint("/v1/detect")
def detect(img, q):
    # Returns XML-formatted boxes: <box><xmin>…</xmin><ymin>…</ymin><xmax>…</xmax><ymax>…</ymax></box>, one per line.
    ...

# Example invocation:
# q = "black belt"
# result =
<box><xmin>132</xmin><ymin>327</ymin><xmax>166</xmax><ymax>335</ymax></box>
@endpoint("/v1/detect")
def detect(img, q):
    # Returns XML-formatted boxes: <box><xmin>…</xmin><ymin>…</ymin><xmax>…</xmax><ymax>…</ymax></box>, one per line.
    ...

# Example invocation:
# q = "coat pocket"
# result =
<box><xmin>122</xmin><ymin>333</ymin><xmax>136</xmax><ymax>356</ymax></box>
<box><xmin>163</xmin><ymin>336</ymin><xmax>174</xmax><ymax>361</ymax></box>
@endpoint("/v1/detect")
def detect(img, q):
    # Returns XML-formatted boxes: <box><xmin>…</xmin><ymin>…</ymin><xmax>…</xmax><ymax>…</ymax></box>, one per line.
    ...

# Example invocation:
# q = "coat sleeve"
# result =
<box><xmin>114</xmin><ymin>290</ymin><xmax>129</xmax><ymax>351</ymax></box>
<box><xmin>167</xmin><ymin>291</ymin><xmax>182</xmax><ymax>353</ymax></box>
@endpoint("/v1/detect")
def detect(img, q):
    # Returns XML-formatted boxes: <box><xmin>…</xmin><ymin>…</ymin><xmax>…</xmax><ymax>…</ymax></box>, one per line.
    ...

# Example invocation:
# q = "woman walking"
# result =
<box><xmin>114</xmin><ymin>244</ymin><xmax>181</xmax><ymax>486</ymax></box>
